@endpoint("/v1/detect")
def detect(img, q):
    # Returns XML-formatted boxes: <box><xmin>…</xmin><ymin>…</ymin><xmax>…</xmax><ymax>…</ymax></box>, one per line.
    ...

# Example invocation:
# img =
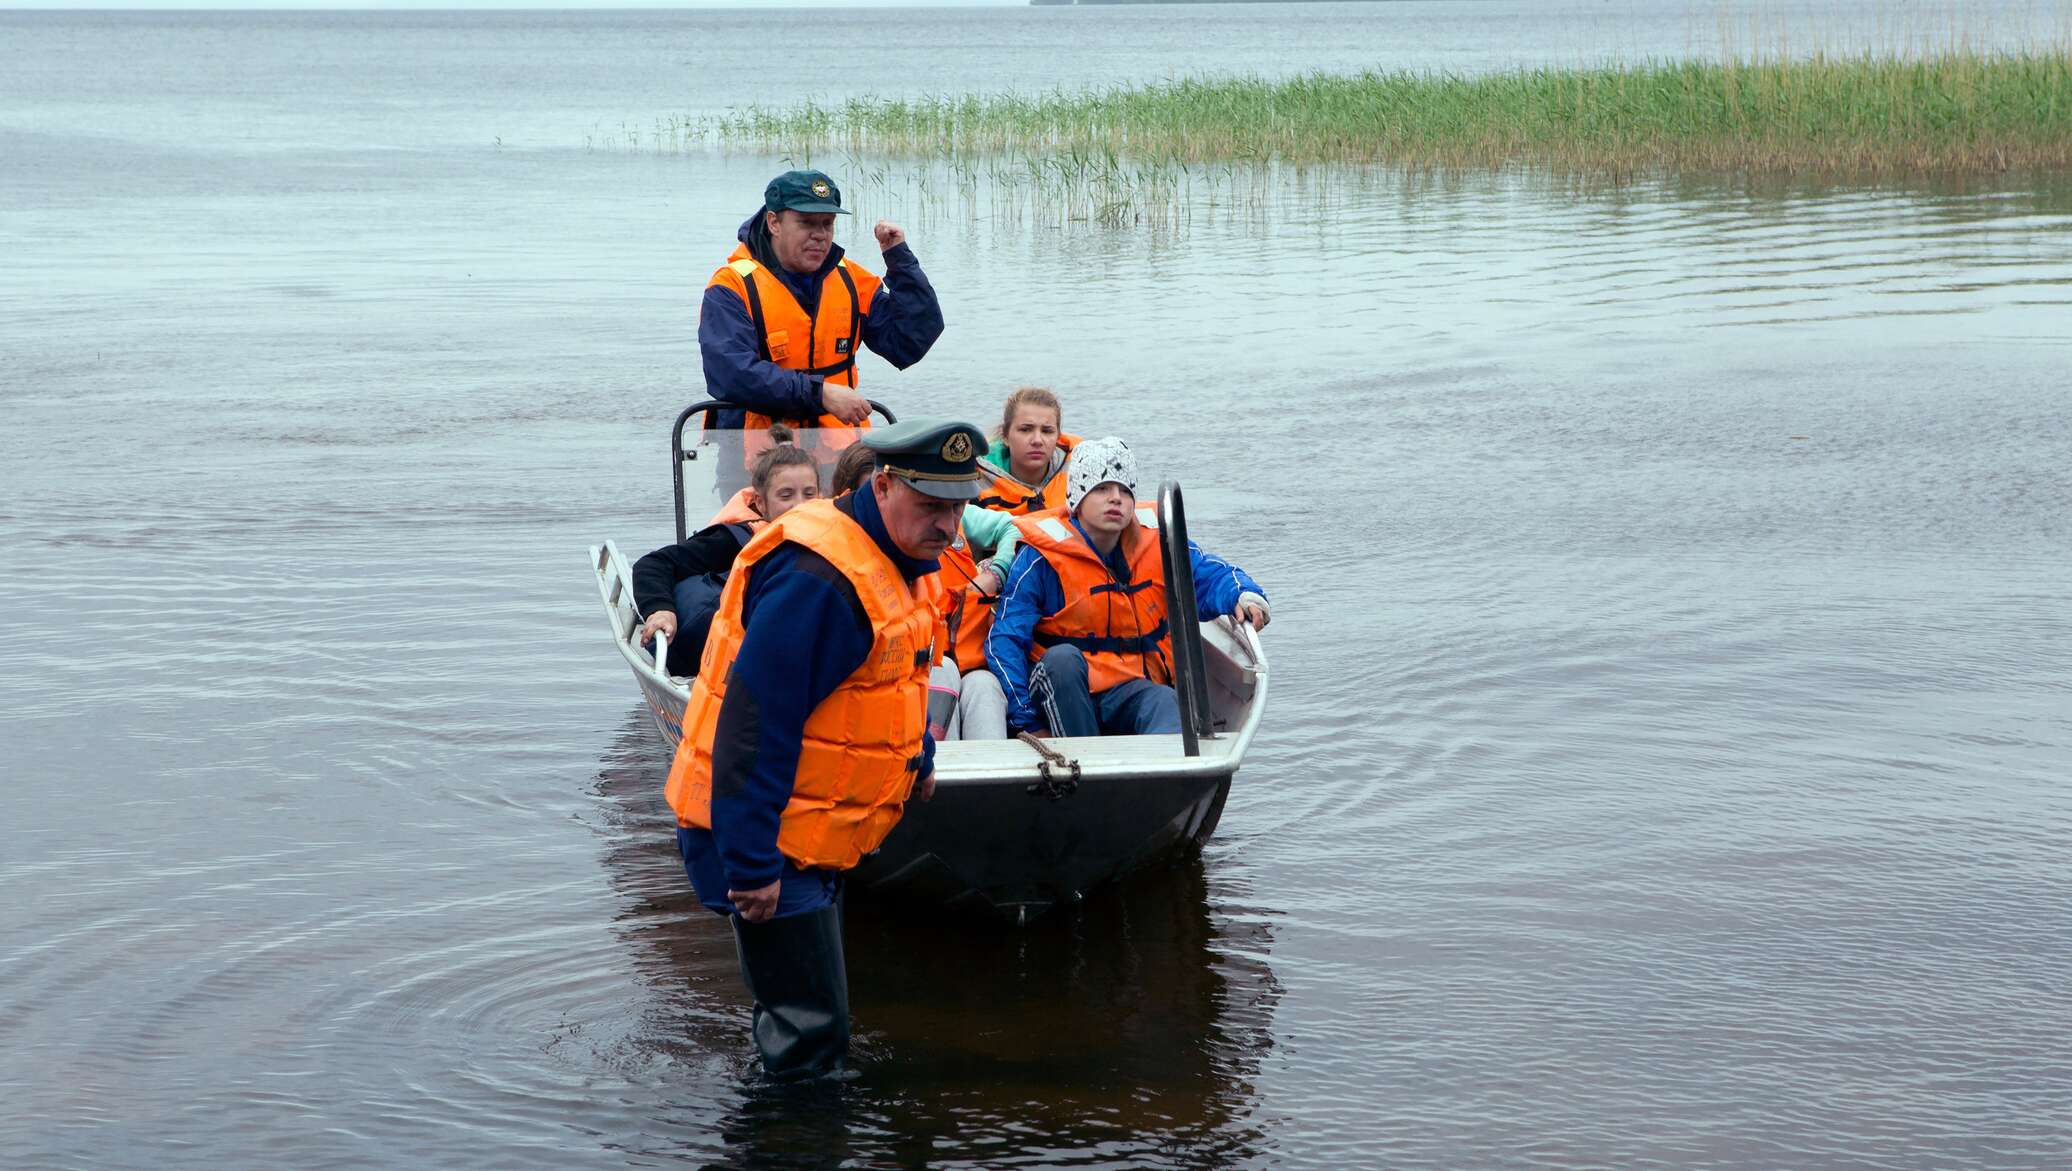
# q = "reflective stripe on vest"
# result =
<box><xmin>664</xmin><ymin>499</ymin><xmax>944</xmax><ymax>870</ymax></box>
<box><xmin>1010</xmin><ymin>504</ymin><xmax>1172</xmax><ymax>694</ymax></box>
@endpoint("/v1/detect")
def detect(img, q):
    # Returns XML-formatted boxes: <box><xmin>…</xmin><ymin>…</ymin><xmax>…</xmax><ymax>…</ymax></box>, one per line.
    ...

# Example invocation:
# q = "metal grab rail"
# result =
<box><xmin>1156</xmin><ymin>480</ymin><xmax>1216</xmax><ymax>757</ymax></box>
<box><xmin>1231</xmin><ymin>614</ymin><xmax>1264</xmax><ymax>666</ymax></box>
<box><xmin>670</xmin><ymin>398</ymin><xmax>897</xmax><ymax>542</ymax></box>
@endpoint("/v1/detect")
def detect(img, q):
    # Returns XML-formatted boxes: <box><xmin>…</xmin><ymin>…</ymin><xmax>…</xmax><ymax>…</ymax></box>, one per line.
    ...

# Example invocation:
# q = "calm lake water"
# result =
<box><xmin>4</xmin><ymin>4</ymin><xmax>2071</xmax><ymax>1168</ymax></box>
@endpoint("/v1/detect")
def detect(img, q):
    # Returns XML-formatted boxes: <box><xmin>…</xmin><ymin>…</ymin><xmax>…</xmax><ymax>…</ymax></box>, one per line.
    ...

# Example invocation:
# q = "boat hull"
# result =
<box><xmin>853</xmin><ymin>769</ymin><xmax>1231</xmax><ymax>926</ymax></box>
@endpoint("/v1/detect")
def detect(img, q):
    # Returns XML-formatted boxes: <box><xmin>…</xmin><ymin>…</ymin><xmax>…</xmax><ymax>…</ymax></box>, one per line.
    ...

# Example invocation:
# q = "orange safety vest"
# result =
<box><xmin>705</xmin><ymin>244</ymin><xmax>882</xmax><ymax>450</ymax></box>
<box><xmin>937</xmin><ymin>526</ymin><xmax>996</xmax><ymax>672</ymax></box>
<box><xmin>974</xmin><ymin>435</ymin><xmax>1079</xmax><ymax>515</ymax></box>
<box><xmin>1012</xmin><ymin>504</ymin><xmax>1173</xmax><ymax>695</ymax></box>
<box><xmin>707</xmin><ymin>488</ymin><xmax>765</xmax><ymax>529</ymax></box>
<box><xmin>665</xmin><ymin>500</ymin><xmax>943</xmax><ymax>870</ymax></box>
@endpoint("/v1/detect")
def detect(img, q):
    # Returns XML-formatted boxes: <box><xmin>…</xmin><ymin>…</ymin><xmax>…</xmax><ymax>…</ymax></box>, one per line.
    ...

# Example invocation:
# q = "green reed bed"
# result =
<box><xmin>706</xmin><ymin>51</ymin><xmax>2072</xmax><ymax>177</ymax></box>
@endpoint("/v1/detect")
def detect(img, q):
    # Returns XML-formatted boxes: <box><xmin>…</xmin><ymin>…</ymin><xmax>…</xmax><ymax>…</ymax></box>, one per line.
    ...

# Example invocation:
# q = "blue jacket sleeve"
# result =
<box><xmin>859</xmin><ymin>243</ymin><xmax>944</xmax><ymax>370</ymax></box>
<box><xmin>1187</xmin><ymin>541</ymin><xmax>1266</xmax><ymax>621</ymax></box>
<box><xmin>985</xmin><ymin>546</ymin><xmax>1060</xmax><ymax>733</ymax></box>
<box><xmin>707</xmin><ymin>549</ymin><xmax>873</xmax><ymax>891</ymax></box>
<box><xmin>698</xmin><ymin>284</ymin><xmax>826</xmax><ymax>419</ymax></box>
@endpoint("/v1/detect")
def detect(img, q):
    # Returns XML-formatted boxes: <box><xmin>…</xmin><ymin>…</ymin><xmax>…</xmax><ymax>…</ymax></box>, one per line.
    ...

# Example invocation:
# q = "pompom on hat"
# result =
<box><xmin>1066</xmin><ymin>435</ymin><xmax>1139</xmax><ymax>513</ymax></box>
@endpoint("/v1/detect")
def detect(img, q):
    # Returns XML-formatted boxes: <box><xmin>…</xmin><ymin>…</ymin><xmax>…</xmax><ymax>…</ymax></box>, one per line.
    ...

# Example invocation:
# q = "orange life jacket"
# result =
<box><xmin>665</xmin><ymin>499</ymin><xmax>943</xmax><ymax>870</ymax></box>
<box><xmin>937</xmin><ymin>526</ymin><xmax>996</xmax><ymax>672</ymax></box>
<box><xmin>704</xmin><ymin>244</ymin><xmax>882</xmax><ymax>453</ymax></box>
<box><xmin>1012</xmin><ymin>504</ymin><xmax>1173</xmax><ymax>694</ymax></box>
<box><xmin>707</xmin><ymin>488</ymin><xmax>765</xmax><ymax>529</ymax></box>
<box><xmin>974</xmin><ymin>434</ymin><xmax>1079</xmax><ymax>515</ymax></box>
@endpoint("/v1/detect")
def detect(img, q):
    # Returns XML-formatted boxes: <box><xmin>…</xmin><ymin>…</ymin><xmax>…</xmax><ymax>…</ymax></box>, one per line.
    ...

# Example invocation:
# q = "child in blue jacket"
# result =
<box><xmin>985</xmin><ymin>436</ymin><xmax>1269</xmax><ymax>738</ymax></box>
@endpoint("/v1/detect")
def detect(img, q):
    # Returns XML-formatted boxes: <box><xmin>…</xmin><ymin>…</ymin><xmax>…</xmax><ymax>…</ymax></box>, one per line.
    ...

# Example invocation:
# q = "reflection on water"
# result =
<box><xmin>588</xmin><ymin>713</ymin><xmax>1282</xmax><ymax>1168</ymax></box>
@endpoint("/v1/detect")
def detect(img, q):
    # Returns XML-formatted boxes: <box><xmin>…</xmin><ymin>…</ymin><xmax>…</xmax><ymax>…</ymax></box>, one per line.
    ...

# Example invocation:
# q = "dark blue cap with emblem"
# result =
<box><xmin>765</xmin><ymin>170</ymin><xmax>851</xmax><ymax>216</ymax></box>
<box><xmin>860</xmin><ymin>419</ymin><xmax>991</xmax><ymax>501</ymax></box>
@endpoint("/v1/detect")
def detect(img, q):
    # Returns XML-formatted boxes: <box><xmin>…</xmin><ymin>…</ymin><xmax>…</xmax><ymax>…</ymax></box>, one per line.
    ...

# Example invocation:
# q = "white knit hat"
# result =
<box><xmin>1066</xmin><ymin>435</ymin><xmax>1138</xmax><ymax>513</ymax></box>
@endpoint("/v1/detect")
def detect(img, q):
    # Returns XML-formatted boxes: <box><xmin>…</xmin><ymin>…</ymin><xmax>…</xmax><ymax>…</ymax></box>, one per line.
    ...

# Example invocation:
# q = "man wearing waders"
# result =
<box><xmin>664</xmin><ymin>419</ymin><xmax>989</xmax><ymax>1079</ymax></box>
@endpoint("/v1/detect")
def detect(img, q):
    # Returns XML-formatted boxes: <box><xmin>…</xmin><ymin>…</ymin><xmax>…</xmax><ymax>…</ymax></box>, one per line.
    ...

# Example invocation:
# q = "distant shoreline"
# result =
<box><xmin>1031</xmin><ymin>0</ymin><xmax>1384</xmax><ymax>5</ymax></box>
<box><xmin>1030</xmin><ymin>1</ymin><xmax>1369</xmax><ymax>5</ymax></box>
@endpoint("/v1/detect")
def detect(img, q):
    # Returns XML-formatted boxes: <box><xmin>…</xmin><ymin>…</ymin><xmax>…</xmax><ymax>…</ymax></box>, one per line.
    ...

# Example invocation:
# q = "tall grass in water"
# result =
<box><xmin>706</xmin><ymin>50</ymin><xmax>2072</xmax><ymax>177</ymax></box>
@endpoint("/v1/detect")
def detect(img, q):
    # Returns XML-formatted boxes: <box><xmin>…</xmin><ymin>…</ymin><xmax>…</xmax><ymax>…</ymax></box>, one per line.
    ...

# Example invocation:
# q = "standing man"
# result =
<box><xmin>699</xmin><ymin>170</ymin><xmax>945</xmax><ymax>433</ymax></box>
<box><xmin>664</xmin><ymin>419</ymin><xmax>990</xmax><ymax>1080</ymax></box>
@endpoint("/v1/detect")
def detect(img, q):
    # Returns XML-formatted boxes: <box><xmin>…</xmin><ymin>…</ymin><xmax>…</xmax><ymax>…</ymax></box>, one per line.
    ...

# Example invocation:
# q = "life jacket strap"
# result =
<box><xmin>1088</xmin><ymin>579</ymin><xmax>1157</xmax><ymax>597</ymax></box>
<box><xmin>1033</xmin><ymin>618</ymin><xmax>1170</xmax><ymax>657</ymax></box>
<box><xmin>803</xmin><ymin>265</ymin><xmax>863</xmax><ymax>378</ymax></box>
<box><xmin>738</xmin><ymin>265</ymin><xmax>771</xmax><ymax>363</ymax></box>
<box><xmin>836</xmin><ymin>263</ymin><xmax>862</xmax><ymax>361</ymax></box>
<box><xmin>974</xmin><ymin>491</ymin><xmax>1036</xmax><ymax>513</ymax></box>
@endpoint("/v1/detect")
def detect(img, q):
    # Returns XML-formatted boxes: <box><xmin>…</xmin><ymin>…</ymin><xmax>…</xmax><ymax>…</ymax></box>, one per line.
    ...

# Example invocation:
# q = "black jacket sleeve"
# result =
<box><xmin>631</xmin><ymin>525</ymin><xmax>748</xmax><ymax>618</ymax></box>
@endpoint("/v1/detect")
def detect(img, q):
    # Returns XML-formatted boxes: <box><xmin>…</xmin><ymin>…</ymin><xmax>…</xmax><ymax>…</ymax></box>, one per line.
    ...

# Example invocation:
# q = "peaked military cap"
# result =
<box><xmin>765</xmin><ymin>169</ymin><xmax>851</xmax><ymax>216</ymax></box>
<box><xmin>861</xmin><ymin>419</ymin><xmax>991</xmax><ymax>501</ymax></box>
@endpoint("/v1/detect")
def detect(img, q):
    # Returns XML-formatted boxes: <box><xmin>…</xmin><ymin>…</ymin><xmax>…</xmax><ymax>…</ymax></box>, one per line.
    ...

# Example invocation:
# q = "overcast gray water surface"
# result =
<box><xmin>4</xmin><ymin>5</ymin><xmax>2072</xmax><ymax>1168</ymax></box>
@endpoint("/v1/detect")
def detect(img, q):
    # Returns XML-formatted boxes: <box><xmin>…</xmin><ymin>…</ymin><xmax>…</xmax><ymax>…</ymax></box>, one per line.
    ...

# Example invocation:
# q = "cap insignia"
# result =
<box><xmin>942</xmin><ymin>432</ymin><xmax>973</xmax><ymax>462</ymax></box>
<box><xmin>811</xmin><ymin>179</ymin><xmax>831</xmax><ymax>197</ymax></box>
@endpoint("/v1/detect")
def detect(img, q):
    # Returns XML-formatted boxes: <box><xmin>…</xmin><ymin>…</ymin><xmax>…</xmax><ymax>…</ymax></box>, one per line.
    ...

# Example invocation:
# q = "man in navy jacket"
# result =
<box><xmin>673</xmin><ymin>419</ymin><xmax>987</xmax><ymax>1080</ymax></box>
<box><xmin>698</xmin><ymin>169</ymin><xmax>944</xmax><ymax>429</ymax></box>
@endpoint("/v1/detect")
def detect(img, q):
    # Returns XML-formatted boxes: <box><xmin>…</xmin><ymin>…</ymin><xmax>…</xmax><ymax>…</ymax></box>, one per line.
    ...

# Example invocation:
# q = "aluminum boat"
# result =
<box><xmin>588</xmin><ymin>403</ymin><xmax>1269</xmax><ymax>923</ymax></box>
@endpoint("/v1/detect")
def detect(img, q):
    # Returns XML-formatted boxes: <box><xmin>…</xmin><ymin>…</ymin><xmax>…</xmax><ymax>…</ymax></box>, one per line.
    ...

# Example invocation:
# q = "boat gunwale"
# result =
<box><xmin>588</xmin><ymin>538</ymin><xmax>1269</xmax><ymax>784</ymax></box>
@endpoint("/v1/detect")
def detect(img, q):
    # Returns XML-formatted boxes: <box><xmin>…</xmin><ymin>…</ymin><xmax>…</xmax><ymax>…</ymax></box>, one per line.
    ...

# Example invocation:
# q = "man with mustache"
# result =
<box><xmin>664</xmin><ymin>419</ymin><xmax>987</xmax><ymax>1080</ymax></box>
<box><xmin>699</xmin><ymin>169</ymin><xmax>944</xmax><ymax>434</ymax></box>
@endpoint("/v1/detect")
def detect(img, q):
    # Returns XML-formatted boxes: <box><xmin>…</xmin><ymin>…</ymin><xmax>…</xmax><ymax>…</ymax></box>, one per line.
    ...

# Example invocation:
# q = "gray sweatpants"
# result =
<box><xmin>934</xmin><ymin>666</ymin><xmax>1009</xmax><ymax>741</ymax></box>
<box><xmin>953</xmin><ymin>668</ymin><xmax>1009</xmax><ymax>741</ymax></box>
